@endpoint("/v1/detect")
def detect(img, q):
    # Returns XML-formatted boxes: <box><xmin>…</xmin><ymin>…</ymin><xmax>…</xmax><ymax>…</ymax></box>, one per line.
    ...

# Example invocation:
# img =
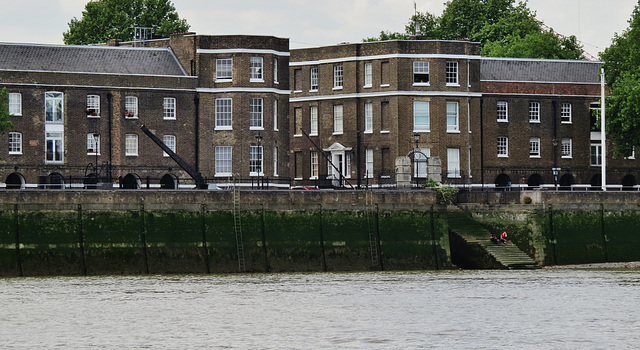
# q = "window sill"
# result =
<box><xmin>497</xmin><ymin>120</ymin><xmax>509</xmax><ymax>123</ymax></box>
<box><xmin>293</xmin><ymin>90</ymin><xmax>303</xmax><ymax>93</ymax></box>
<box><xmin>380</xmin><ymin>84</ymin><xmax>390</xmax><ymax>88</ymax></box>
<box><xmin>309</xmin><ymin>89</ymin><xmax>318</xmax><ymax>93</ymax></box>
<box><xmin>125</xmin><ymin>154</ymin><xmax>138</xmax><ymax>157</ymax></box>
<box><xmin>249</xmin><ymin>172</ymin><xmax>265</xmax><ymax>177</ymax></box>
<box><xmin>447</xmin><ymin>130</ymin><xmax>460</xmax><ymax>134</ymax></box>
<box><xmin>215</xmin><ymin>127</ymin><xmax>233</xmax><ymax>131</ymax></box>
<box><xmin>274</xmin><ymin>128</ymin><xmax>279</xmax><ymax>132</ymax></box>
<box><xmin>332</xmin><ymin>86</ymin><xmax>343</xmax><ymax>91</ymax></box>
<box><xmin>250</xmin><ymin>79</ymin><xmax>265</xmax><ymax>83</ymax></box>
<box><xmin>413</xmin><ymin>83</ymin><xmax>430</xmax><ymax>87</ymax></box>
<box><xmin>250</xmin><ymin>127</ymin><xmax>264</xmax><ymax>131</ymax></box>
<box><xmin>446</xmin><ymin>83</ymin><xmax>460</xmax><ymax>87</ymax></box>
<box><xmin>309</xmin><ymin>133</ymin><xmax>318</xmax><ymax>137</ymax></box>
<box><xmin>497</xmin><ymin>155</ymin><xmax>509</xmax><ymax>158</ymax></box>
<box><xmin>561</xmin><ymin>156</ymin><xmax>573</xmax><ymax>159</ymax></box>
<box><xmin>163</xmin><ymin>117</ymin><xmax>176</xmax><ymax>120</ymax></box>
<box><xmin>364</xmin><ymin>131</ymin><xmax>373</xmax><ymax>134</ymax></box>
<box><xmin>87</xmin><ymin>153</ymin><xmax>101</xmax><ymax>156</ymax></box>
<box><xmin>363</xmin><ymin>85</ymin><xmax>372</xmax><ymax>89</ymax></box>
<box><xmin>530</xmin><ymin>155</ymin><xmax>541</xmax><ymax>158</ymax></box>
<box><xmin>447</xmin><ymin>175</ymin><xmax>462</xmax><ymax>179</ymax></box>
<box><xmin>380</xmin><ymin>130</ymin><xmax>390</xmax><ymax>134</ymax></box>
<box><xmin>332</xmin><ymin>132</ymin><xmax>343</xmax><ymax>136</ymax></box>
<box><xmin>529</xmin><ymin>120</ymin><xmax>541</xmax><ymax>124</ymax></box>
<box><xmin>309</xmin><ymin>176</ymin><xmax>318</xmax><ymax>180</ymax></box>
<box><xmin>274</xmin><ymin>81</ymin><xmax>279</xmax><ymax>85</ymax></box>
<box><xmin>215</xmin><ymin>79</ymin><xmax>232</xmax><ymax>83</ymax></box>
<box><xmin>413</xmin><ymin>129</ymin><xmax>430</xmax><ymax>133</ymax></box>
<box><xmin>294</xmin><ymin>134</ymin><xmax>303</xmax><ymax>137</ymax></box>
<box><xmin>9</xmin><ymin>152</ymin><xmax>22</xmax><ymax>155</ymax></box>
<box><xmin>45</xmin><ymin>161</ymin><xmax>64</xmax><ymax>164</ymax></box>
<box><xmin>10</xmin><ymin>114</ymin><xmax>22</xmax><ymax>117</ymax></box>
<box><xmin>294</xmin><ymin>177</ymin><xmax>303</xmax><ymax>181</ymax></box>
<box><xmin>215</xmin><ymin>173</ymin><xmax>233</xmax><ymax>177</ymax></box>
<box><xmin>561</xmin><ymin>121</ymin><xmax>572</xmax><ymax>124</ymax></box>
<box><xmin>87</xmin><ymin>115</ymin><xmax>100</xmax><ymax>119</ymax></box>
<box><xmin>125</xmin><ymin>116</ymin><xmax>139</xmax><ymax>120</ymax></box>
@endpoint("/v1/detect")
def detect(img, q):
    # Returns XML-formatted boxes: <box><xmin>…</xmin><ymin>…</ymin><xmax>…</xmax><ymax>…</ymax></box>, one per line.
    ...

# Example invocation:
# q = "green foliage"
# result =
<box><xmin>63</xmin><ymin>0</ymin><xmax>190</xmax><ymax>45</ymax></box>
<box><xmin>437</xmin><ymin>185</ymin><xmax>459</xmax><ymax>205</ymax></box>
<box><xmin>364</xmin><ymin>0</ymin><xmax>584</xmax><ymax>60</ymax></box>
<box><xmin>426</xmin><ymin>178</ymin><xmax>440</xmax><ymax>188</ymax></box>
<box><xmin>523</xmin><ymin>196</ymin><xmax>532</xmax><ymax>204</ymax></box>
<box><xmin>601</xmin><ymin>3</ymin><xmax>640</xmax><ymax>157</ymax></box>
<box><xmin>364</xmin><ymin>31</ymin><xmax>410</xmax><ymax>42</ymax></box>
<box><xmin>0</xmin><ymin>87</ymin><xmax>13</xmax><ymax>134</ymax></box>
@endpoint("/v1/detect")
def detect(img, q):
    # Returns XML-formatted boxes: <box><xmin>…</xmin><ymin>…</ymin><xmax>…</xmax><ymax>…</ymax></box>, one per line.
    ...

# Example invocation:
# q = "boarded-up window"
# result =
<box><xmin>381</xmin><ymin>61</ymin><xmax>389</xmax><ymax>85</ymax></box>
<box><xmin>294</xmin><ymin>69</ymin><xmax>302</xmax><ymax>91</ymax></box>
<box><xmin>381</xmin><ymin>148</ymin><xmax>391</xmax><ymax>174</ymax></box>
<box><xmin>294</xmin><ymin>107</ymin><xmax>302</xmax><ymax>135</ymax></box>
<box><xmin>294</xmin><ymin>151</ymin><xmax>303</xmax><ymax>178</ymax></box>
<box><xmin>381</xmin><ymin>101</ymin><xmax>390</xmax><ymax>131</ymax></box>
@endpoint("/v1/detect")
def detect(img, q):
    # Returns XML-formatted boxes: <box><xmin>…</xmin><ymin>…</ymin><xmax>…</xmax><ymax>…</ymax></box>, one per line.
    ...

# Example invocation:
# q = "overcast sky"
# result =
<box><xmin>1</xmin><ymin>0</ymin><xmax>637</xmax><ymax>58</ymax></box>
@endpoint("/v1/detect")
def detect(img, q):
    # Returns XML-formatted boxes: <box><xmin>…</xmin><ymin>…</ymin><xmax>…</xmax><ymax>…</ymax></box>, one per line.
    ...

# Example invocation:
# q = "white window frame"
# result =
<box><xmin>163</xmin><ymin>97</ymin><xmax>176</xmax><ymax>120</ymax></box>
<box><xmin>446</xmin><ymin>61</ymin><xmax>459</xmax><ymax>86</ymax></box>
<box><xmin>497</xmin><ymin>137</ymin><xmax>509</xmax><ymax>158</ymax></box>
<box><xmin>86</xmin><ymin>95</ymin><xmax>100</xmax><ymax>117</ymax></box>
<box><xmin>162</xmin><ymin>135</ymin><xmax>176</xmax><ymax>157</ymax></box>
<box><xmin>8</xmin><ymin>93</ymin><xmax>21</xmax><ymax>116</ymax></box>
<box><xmin>215</xmin><ymin>146</ymin><xmax>233</xmax><ymax>176</ymax></box>
<box><xmin>125</xmin><ymin>134</ymin><xmax>138</xmax><ymax>156</ymax></box>
<box><xmin>215</xmin><ymin>98</ymin><xmax>233</xmax><ymax>130</ymax></box>
<box><xmin>216</xmin><ymin>58</ymin><xmax>233</xmax><ymax>82</ymax></box>
<box><xmin>413</xmin><ymin>101</ymin><xmax>430</xmax><ymax>132</ymax></box>
<box><xmin>45</xmin><ymin>131</ymin><xmax>64</xmax><ymax>163</ymax></box>
<box><xmin>310</xmin><ymin>151</ymin><xmax>319</xmax><ymax>179</ymax></box>
<box><xmin>365</xmin><ymin>148</ymin><xmax>373</xmax><ymax>178</ymax></box>
<box><xmin>364</xmin><ymin>103</ymin><xmax>373</xmax><ymax>133</ymax></box>
<box><xmin>413</xmin><ymin>61</ymin><xmax>430</xmax><ymax>85</ymax></box>
<box><xmin>529</xmin><ymin>101</ymin><xmax>540</xmax><ymax>123</ymax></box>
<box><xmin>561</xmin><ymin>103</ymin><xmax>572</xmax><ymax>123</ymax></box>
<box><xmin>250</xmin><ymin>98</ymin><xmax>263</xmax><ymax>130</ymax></box>
<box><xmin>345</xmin><ymin>153</ymin><xmax>352</xmax><ymax>178</ymax></box>
<box><xmin>529</xmin><ymin>137</ymin><xmax>541</xmax><ymax>158</ymax></box>
<box><xmin>250</xmin><ymin>57</ymin><xmax>264</xmax><ymax>82</ymax></box>
<box><xmin>333</xmin><ymin>64</ymin><xmax>343</xmax><ymax>90</ymax></box>
<box><xmin>273</xmin><ymin>147</ymin><xmax>278</xmax><ymax>177</ymax></box>
<box><xmin>561</xmin><ymin>138</ymin><xmax>572</xmax><ymax>158</ymax></box>
<box><xmin>273</xmin><ymin>99</ymin><xmax>278</xmax><ymax>131</ymax></box>
<box><xmin>497</xmin><ymin>101</ymin><xmax>508</xmax><ymax>122</ymax></box>
<box><xmin>447</xmin><ymin>101</ymin><xmax>459</xmax><ymax>133</ymax></box>
<box><xmin>250</xmin><ymin>145</ymin><xmax>263</xmax><ymax>176</ymax></box>
<box><xmin>273</xmin><ymin>57</ymin><xmax>278</xmax><ymax>84</ymax></box>
<box><xmin>125</xmin><ymin>96</ymin><xmax>138</xmax><ymax>119</ymax></box>
<box><xmin>591</xmin><ymin>143</ymin><xmax>602</xmax><ymax>166</ymax></box>
<box><xmin>310</xmin><ymin>106</ymin><xmax>318</xmax><ymax>136</ymax></box>
<box><xmin>333</xmin><ymin>105</ymin><xmax>343</xmax><ymax>135</ymax></box>
<box><xmin>364</xmin><ymin>62</ymin><xmax>372</xmax><ymax>88</ymax></box>
<box><xmin>8</xmin><ymin>132</ymin><xmax>22</xmax><ymax>155</ymax></box>
<box><xmin>310</xmin><ymin>67</ymin><xmax>319</xmax><ymax>91</ymax></box>
<box><xmin>447</xmin><ymin>148</ymin><xmax>461</xmax><ymax>178</ymax></box>
<box><xmin>45</xmin><ymin>92</ymin><xmax>64</xmax><ymax>124</ymax></box>
<box><xmin>87</xmin><ymin>133</ymin><xmax>100</xmax><ymax>155</ymax></box>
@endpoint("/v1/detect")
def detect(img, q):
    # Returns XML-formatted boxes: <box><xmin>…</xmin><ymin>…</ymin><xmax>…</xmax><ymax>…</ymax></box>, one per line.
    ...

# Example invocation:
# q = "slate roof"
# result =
<box><xmin>0</xmin><ymin>43</ymin><xmax>186</xmax><ymax>76</ymax></box>
<box><xmin>481</xmin><ymin>58</ymin><xmax>602</xmax><ymax>84</ymax></box>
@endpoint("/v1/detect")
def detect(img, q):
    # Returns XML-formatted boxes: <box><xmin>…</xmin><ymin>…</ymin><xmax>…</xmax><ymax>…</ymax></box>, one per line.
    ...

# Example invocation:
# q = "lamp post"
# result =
<box><xmin>93</xmin><ymin>132</ymin><xmax>100</xmax><ymax>182</ymax></box>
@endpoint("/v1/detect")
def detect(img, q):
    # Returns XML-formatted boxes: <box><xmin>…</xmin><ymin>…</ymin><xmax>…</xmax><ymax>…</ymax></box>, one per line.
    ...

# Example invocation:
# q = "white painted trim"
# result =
<box><xmin>290</xmin><ymin>53</ymin><xmax>481</xmax><ymax>66</ymax></box>
<box><xmin>198</xmin><ymin>87</ymin><xmax>291</xmax><ymax>95</ymax></box>
<box><xmin>197</xmin><ymin>48</ymin><xmax>290</xmax><ymax>56</ymax></box>
<box><xmin>290</xmin><ymin>90</ymin><xmax>482</xmax><ymax>102</ymax></box>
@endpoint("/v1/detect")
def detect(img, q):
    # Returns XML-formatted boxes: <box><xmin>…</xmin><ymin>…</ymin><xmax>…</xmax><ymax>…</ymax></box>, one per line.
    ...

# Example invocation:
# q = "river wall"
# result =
<box><xmin>0</xmin><ymin>190</ymin><xmax>451</xmax><ymax>277</ymax></box>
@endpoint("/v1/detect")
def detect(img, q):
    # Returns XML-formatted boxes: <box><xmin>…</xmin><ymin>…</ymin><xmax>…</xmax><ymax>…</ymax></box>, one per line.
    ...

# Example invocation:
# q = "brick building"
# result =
<box><xmin>0</xmin><ymin>33</ymin><xmax>635</xmax><ymax>189</ymax></box>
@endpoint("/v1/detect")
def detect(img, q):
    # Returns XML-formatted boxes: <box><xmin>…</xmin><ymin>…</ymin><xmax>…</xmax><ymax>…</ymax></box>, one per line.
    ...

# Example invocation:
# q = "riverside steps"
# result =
<box><xmin>447</xmin><ymin>209</ymin><xmax>539</xmax><ymax>269</ymax></box>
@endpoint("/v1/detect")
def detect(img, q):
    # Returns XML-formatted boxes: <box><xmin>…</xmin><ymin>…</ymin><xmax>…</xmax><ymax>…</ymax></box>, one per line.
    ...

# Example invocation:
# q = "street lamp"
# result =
<box><xmin>93</xmin><ymin>132</ymin><xmax>100</xmax><ymax>182</ymax></box>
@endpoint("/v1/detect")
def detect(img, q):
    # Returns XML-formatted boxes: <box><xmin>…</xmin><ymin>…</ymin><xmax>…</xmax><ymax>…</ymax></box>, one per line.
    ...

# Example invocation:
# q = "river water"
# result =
<box><xmin>1</xmin><ymin>269</ymin><xmax>639</xmax><ymax>349</ymax></box>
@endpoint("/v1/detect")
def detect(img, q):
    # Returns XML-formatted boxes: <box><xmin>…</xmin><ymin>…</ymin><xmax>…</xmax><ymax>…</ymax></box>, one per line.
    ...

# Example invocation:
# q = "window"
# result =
<box><xmin>163</xmin><ymin>97</ymin><xmax>176</xmax><ymax>120</ymax></box>
<box><xmin>591</xmin><ymin>143</ymin><xmax>602</xmax><ymax>166</ymax></box>
<box><xmin>215</xmin><ymin>98</ymin><xmax>232</xmax><ymax>130</ymax></box>
<box><xmin>590</xmin><ymin>102</ymin><xmax>600</xmax><ymax>131</ymax></box>
<box><xmin>497</xmin><ymin>137</ymin><xmax>508</xmax><ymax>157</ymax></box>
<box><xmin>381</xmin><ymin>148</ymin><xmax>391</xmax><ymax>175</ymax></box>
<box><xmin>345</xmin><ymin>153</ymin><xmax>352</xmax><ymax>178</ymax></box>
<box><xmin>447</xmin><ymin>148</ymin><xmax>460</xmax><ymax>178</ymax></box>
<box><xmin>273</xmin><ymin>147</ymin><xmax>278</xmax><ymax>176</ymax></box>
<box><xmin>216</xmin><ymin>58</ymin><xmax>233</xmax><ymax>81</ymax></box>
<box><xmin>125</xmin><ymin>134</ymin><xmax>138</xmax><ymax>156</ymax></box>
<box><xmin>310</xmin><ymin>106</ymin><xmax>318</xmax><ymax>136</ymax></box>
<box><xmin>45</xmin><ymin>132</ymin><xmax>64</xmax><ymax>163</ymax></box>
<box><xmin>364</xmin><ymin>103</ymin><xmax>373</xmax><ymax>133</ymax></box>
<box><xmin>447</xmin><ymin>101</ymin><xmax>459</xmax><ymax>132</ymax></box>
<box><xmin>273</xmin><ymin>57</ymin><xmax>278</xmax><ymax>84</ymax></box>
<box><xmin>333</xmin><ymin>64</ymin><xmax>343</xmax><ymax>89</ymax></box>
<box><xmin>125</xmin><ymin>96</ymin><xmax>138</xmax><ymax>118</ymax></box>
<box><xmin>446</xmin><ymin>61</ymin><xmax>458</xmax><ymax>85</ymax></box>
<box><xmin>529</xmin><ymin>137</ymin><xmax>540</xmax><ymax>158</ymax></box>
<box><xmin>364</xmin><ymin>63</ymin><xmax>372</xmax><ymax>87</ymax></box>
<box><xmin>86</xmin><ymin>95</ymin><xmax>100</xmax><ymax>117</ymax></box>
<box><xmin>250</xmin><ymin>145</ymin><xmax>263</xmax><ymax>175</ymax></box>
<box><xmin>250</xmin><ymin>98</ymin><xmax>263</xmax><ymax>129</ymax></box>
<box><xmin>8</xmin><ymin>132</ymin><xmax>22</xmax><ymax>155</ymax></box>
<box><xmin>333</xmin><ymin>105</ymin><xmax>343</xmax><ymax>134</ymax></box>
<box><xmin>8</xmin><ymin>93</ymin><xmax>21</xmax><ymax>116</ymax></box>
<box><xmin>294</xmin><ymin>69</ymin><xmax>302</xmax><ymax>92</ymax></box>
<box><xmin>215</xmin><ymin>146</ymin><xmax>232</xmax><ymax>176</ymax></box>
<box><xmin>45</xmin><ymin>92</ymin><xmax>63</xmax><ymax>123</ymax></box>
<box><xmin>413</xmin><ymin>101</ymin><xmax>430</xmax><ymax>132</ymax></box>
<box><xmin>365</xmin><ymin>148</ymin><xmax>373</xmax><ymax>178</ymax></box>
<box><xmin>294</xmin><ymin>151</ymin><xmax>303</xmax><ymax>179</ymax></box>
<box><xmin>413</xmin><ymin>61</ymin><xmax>429</xmax><ymax>84</ymax></box>
<box><xmin>162</xmin><ymin>135</ymin><xmax>176</xmax><ymax>157</ymax></box>
<box><xmin>497</xmin><ymin>101</ymin><xmax>508</xmax><ymax>122</ymax></box>
<box><xmin>310</xmin><ymin>151</ymin><xmax>319</xmax><ymax>179</ymax></box>
<box><xmin>414</xmin><ymin>147</ymin><xmax>430</xmax><ymax>178</ymax></box>
<box><xmin>561</xmin><ymin>138</ymin><xmax>572</xmax><ymax>158</ymax></box>
<box><xmin>529</xmin><ymin>102</ymin><xmax>540</xmax><ymax>123</ymax></box>
<box><xmin>310</xmin><ymin>67</ymin><xmax>318</xmax><ymax>91</ymax></box>
<box><xmin>381</xmin><ymin>101</ymin><xmax>390</xmax><ymax>132</ymax></box>
<box><xmin>561</xmin><ymin>103</ymin><xmax>572</xmax><ymax>123</ymax></box>
<box><xmin>381</xmin><ymin>61</ymin><xmax>389</xmax><ymax>86</ymax></box>
<box><xmin>273</xmin><ymin>100</ymin><xmax>278</xmax><ymax>131</ymax></box>
<box><xmin>250</xmin><ymin>57</ymin><xmax>263</xmax><ymax>82</ymax></box>
<box><xmin>294</xmin><ymin>107</ymin><xmax>302</xmax><ymax>136</ymax></box>
<box><xmin>87</xmin><ymin>133</ymin><xmax>100</xmax><ymax>155</ymax></box>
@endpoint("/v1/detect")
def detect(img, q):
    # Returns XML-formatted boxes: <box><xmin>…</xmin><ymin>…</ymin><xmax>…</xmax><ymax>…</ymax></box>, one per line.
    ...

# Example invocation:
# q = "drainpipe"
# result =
<box><xmin>107</xmin><ymin>93</ymin><xmax>113</xmax><ymax>183</ymax></box>
<box><xmin>479</xmin><ymin>99</ymin><xmax>484</xmax><ymax>188</ymax></box>
<box><xmin>194</xmin><ymin>95</ymin><xmax>200</xmax><ymax>173</ymax></box>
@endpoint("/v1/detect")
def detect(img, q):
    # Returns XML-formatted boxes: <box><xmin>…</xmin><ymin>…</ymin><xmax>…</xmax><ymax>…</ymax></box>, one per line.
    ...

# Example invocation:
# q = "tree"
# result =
<box><xmin>601</xmin><ymin>2</ymin><xmax>640</xmax><ymax>157</ymax></box>
<box><xmin>63</xmin><ymin>0</ymin><xmax>190</xmax><ymax>45</ymax></box>
<box><xmin>0</xmin><ymin>87</ymin><xmax>14</xmax><ymax>133</ymax></box>
<box><xmin>364</xmin><ymin>0</ymin><xmax>584</xmax><ymax>60</ymax></box>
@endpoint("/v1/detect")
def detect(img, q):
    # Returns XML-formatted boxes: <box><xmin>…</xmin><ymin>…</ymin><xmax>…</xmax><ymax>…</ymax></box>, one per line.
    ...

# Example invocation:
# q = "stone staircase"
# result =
<box><xmin>448</xmin><ymin>211</ymin><xmax>540</xmax><ymax>270</ymax></box>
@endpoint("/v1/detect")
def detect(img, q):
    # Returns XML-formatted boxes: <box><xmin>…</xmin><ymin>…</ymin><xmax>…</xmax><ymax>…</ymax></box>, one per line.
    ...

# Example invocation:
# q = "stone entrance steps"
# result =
<box><xmin>448</xmin><ymin>211</ymin><xmax>540</xmax><ymax>270</ymax></box>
